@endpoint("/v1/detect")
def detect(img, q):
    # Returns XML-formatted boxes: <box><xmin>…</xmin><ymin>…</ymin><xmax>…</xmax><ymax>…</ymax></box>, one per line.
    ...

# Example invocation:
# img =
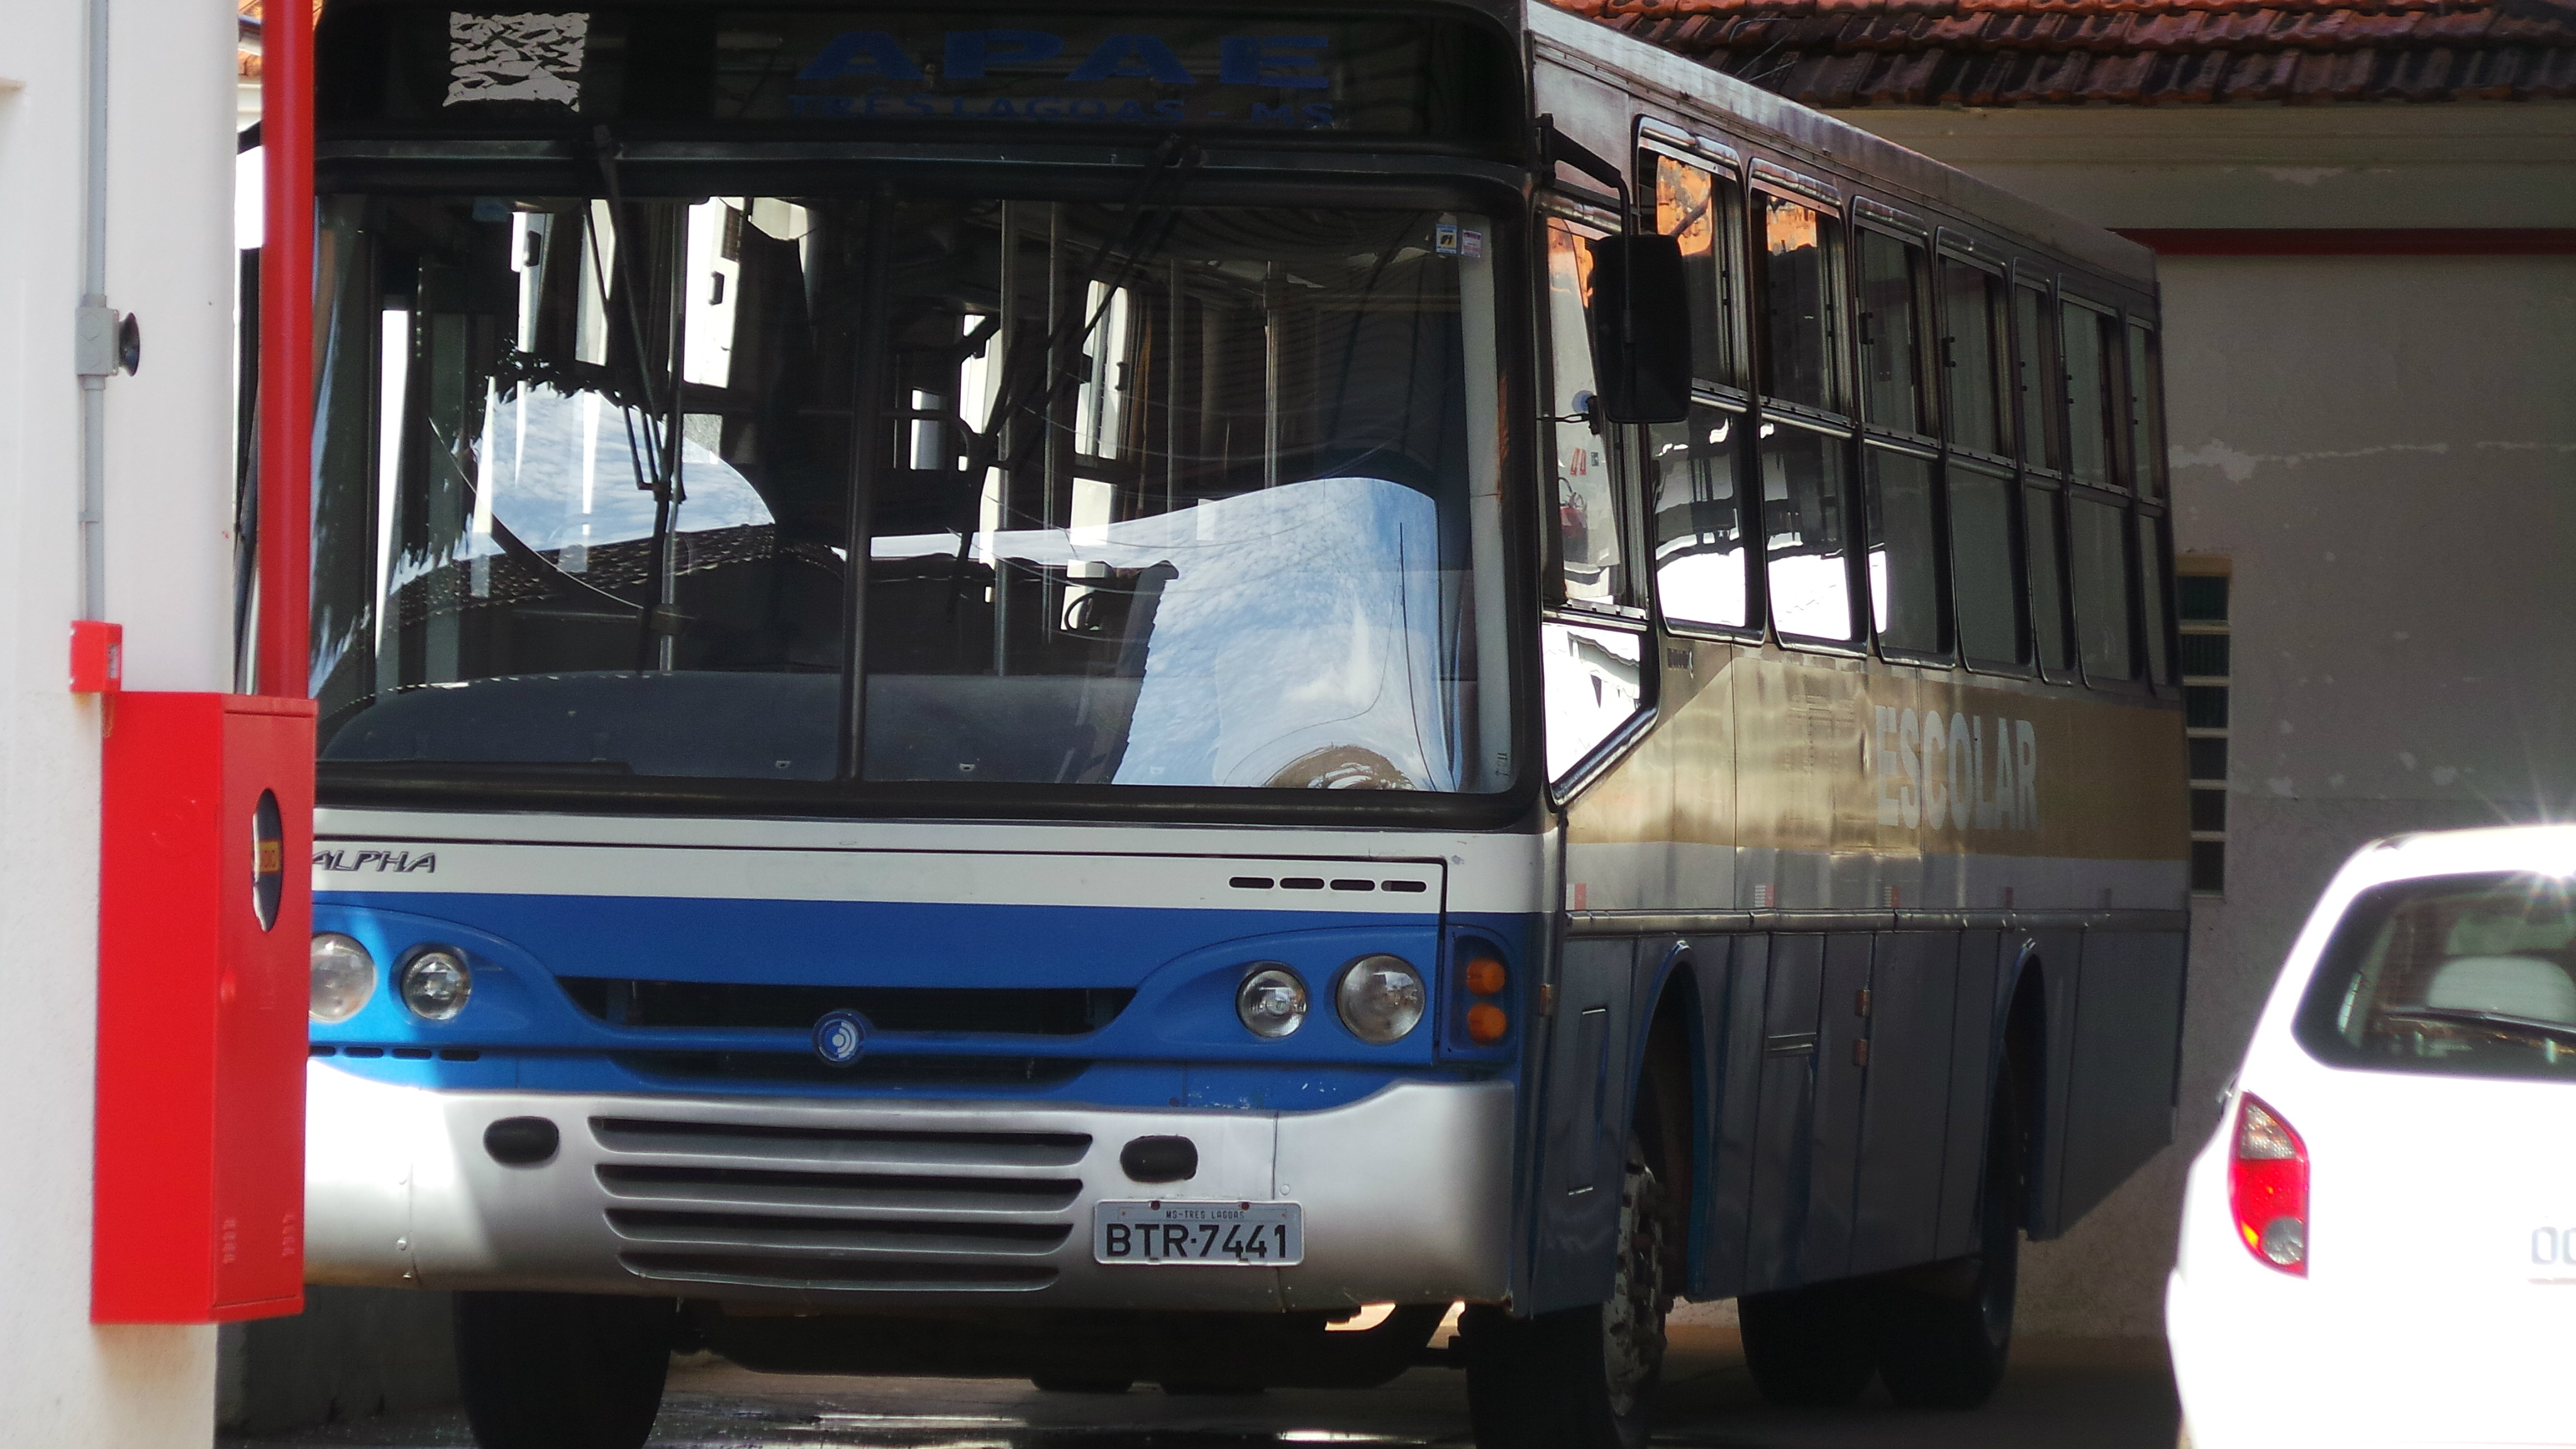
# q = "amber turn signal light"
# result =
<box><xmin>1463</xmin><ymin>956</ymin><xmax>1507</xmax><ymax>997</ymax></box>
<box><xmin>1467</xmin><ymin>1002</ymin><xmax>1509</xmax><ymax>1045</ymax></box>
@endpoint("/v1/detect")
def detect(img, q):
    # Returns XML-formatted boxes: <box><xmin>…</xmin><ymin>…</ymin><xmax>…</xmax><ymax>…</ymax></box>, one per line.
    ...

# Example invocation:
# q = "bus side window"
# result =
<box><xmin>1760</xmin><ymin>419</ymin><xmax>1857</xmax><ymax>643</ymax></box>
<box><xmin>1653</xmin><ymin>155</ymin><xmax>1740</xmax><ymax>391</ymax></box>
<box><xmin>1865</xmin><ymin>445</ymin><xmax>1941</xmax><ymax>655</ymax></box>
<box><xmin>2026</xmin><ymin>482</ymin><xmax>2072</xmax><ymax>675</ymax></box>
<box><xmin>1648</xmin><ymin>402</ymin><xmax>1753</xmax><ymax>631</ymax></box>
<box><xmin>1545</xmin><ymin>218</ymin><xmax>1633</xmax><ymax>609</ymax></box>
<box><xmin>1950</xmin><ymin>463</ymin><xmax>2022</xmax><ymax>666</ymax></box>
<box><xmin>2068</xmin><ymin>493</ymin><xmax>2135</xmax><ymax>682</ymax></box>
<box><xmin>1938</xmin><ymin>258</ymin><xmax>2007</xmax><ymax>458</ymax></box>
<box><xmin>1855</xmin><ymin>229</ymin><xmax>1925</xmax><ymax>436</ymax></box>
<box><xmin>2126</xmin><ymin>321</ymin><xmax>2167</xmax><ymax>502</ymax></box>
<box><xmin>2138</xmin><ymin>509</ymin><xmax>2175</xmax><ymax>686</ymax></box>
<box><xmin>2063</xmin><ymin>302</ymin><xmax>2119</xmax><ymax>489</ymax></box>
<box><xmin>1754</xmin><ymin>194</ymin><xmax>1841</xmax><ymax>414</ymax></box>
<box><xmin>2011</xmin><ymin>283</ymin><xmax>2060</xmax><ymax>474</ymax></box>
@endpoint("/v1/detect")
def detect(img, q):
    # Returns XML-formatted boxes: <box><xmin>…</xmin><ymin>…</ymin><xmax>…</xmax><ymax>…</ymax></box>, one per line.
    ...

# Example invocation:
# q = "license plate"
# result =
<box><xmin>1093</xmin><ymin>1201</ymin><xmax>1302</xmax><ymax>1265</ymax></box>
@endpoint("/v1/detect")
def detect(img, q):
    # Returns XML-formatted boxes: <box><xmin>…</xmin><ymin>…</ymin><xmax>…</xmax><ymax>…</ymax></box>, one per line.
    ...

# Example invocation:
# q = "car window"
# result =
<box><xmin>2297</xmin><ymin>872</ymin><xmax>2576</xmax><ymax>1082</ymax></box>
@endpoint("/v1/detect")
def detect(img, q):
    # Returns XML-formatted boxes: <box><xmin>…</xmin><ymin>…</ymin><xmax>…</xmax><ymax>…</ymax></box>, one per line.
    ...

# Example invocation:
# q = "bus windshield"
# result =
<box><xmin>309</xmin><ymin>191</ymin><xmax>1510</xmax><ymax>794</ymax></box>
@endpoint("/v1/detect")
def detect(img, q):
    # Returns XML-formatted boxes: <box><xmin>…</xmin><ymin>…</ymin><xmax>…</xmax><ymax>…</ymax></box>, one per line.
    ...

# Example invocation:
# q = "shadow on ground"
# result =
<box><xmin>222</xmin><ymin>1324</ymin><xmax>2180</xmax><ymax>1449</ymax></box>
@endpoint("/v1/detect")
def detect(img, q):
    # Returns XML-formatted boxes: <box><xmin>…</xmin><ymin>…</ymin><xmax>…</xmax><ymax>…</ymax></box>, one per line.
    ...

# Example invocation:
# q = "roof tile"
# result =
<box><xmin>1574</xmin><ymin>0</ymin><xmax>2576</xmax><ymax>103</ymax></box>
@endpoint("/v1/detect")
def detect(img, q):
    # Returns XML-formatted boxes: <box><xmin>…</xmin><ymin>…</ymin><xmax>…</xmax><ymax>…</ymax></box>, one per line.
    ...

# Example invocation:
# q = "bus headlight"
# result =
<box><xmin>309</xmin><ymin>933</ymin><xmax>376</xmax><ymax>1024</ymax></box>
<box><xmin>1336</xmin><ymin>955</ymin><xmax>1426</xmax><ymax>1045</ymax></box>
<box><xmin>1236</xmin><ymin>965</ymin><xmax>1308</xmax><ymax>1038</ymax></box>
<box><xmin>399</xmin><ymin>948</ymin><xmax>472</xmax><ymax>1022</ymax></box>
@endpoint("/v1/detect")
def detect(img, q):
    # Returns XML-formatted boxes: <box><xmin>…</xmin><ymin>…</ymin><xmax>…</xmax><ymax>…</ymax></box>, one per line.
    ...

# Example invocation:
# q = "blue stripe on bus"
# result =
<box><xmin>310</xmin><ymin>891</ymin><xmax>1538</xmax><ymax>1109</ymax></box>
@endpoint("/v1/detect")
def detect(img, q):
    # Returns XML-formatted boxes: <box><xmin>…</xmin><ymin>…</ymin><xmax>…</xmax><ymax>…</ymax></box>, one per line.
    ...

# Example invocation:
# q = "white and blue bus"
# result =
<box><xmin>293</xmin><ymin>4</ymin><xmax>2189</xmax><ymax>1445</ymax></box>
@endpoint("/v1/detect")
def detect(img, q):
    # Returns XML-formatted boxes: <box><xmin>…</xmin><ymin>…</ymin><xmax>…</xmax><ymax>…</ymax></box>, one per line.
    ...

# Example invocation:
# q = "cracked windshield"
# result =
<box><xmin>310</xmin><ymin>190</ymin><xmax>1509</xmax><ymax>791</ymax></box>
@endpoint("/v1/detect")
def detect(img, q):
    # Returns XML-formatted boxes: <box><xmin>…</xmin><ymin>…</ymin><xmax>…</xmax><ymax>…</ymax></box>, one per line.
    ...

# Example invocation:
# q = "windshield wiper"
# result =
<box><xmin>2379</xmin><ymin>1004</ymin><xmax>2576</xmax><ymax>1047</ymax></box>
<box><xmin>591</xmin><ymin>126</ymin><xmax>687</xmax><ymax>670</ymax></box>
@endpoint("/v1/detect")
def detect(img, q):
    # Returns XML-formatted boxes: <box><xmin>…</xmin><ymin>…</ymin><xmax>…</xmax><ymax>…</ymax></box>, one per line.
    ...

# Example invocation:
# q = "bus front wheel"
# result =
<box><xmin>1463</xmin><ymin>1136</ymin><xmax>1669</xmax><ymax>1449</ymax></box>
<box><xmin>455</xmin><ymin>1291</ymin><xmax>676</xmax><ymax>1449</ymax></box>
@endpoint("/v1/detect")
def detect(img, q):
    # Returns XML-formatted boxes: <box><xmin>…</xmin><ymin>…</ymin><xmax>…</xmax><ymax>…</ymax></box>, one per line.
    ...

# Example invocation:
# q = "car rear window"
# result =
<box><xmin>2297</xmin><ymin>872</ymin><xmax>2576</xmax><ymax>1082</ymax></box>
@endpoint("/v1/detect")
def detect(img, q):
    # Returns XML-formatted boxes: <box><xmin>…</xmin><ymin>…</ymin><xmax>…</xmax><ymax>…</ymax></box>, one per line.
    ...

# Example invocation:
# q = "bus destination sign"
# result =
<box><xmin>320</xmin><ymin>6</ymin><xmax>1515</xmax><ymax>142</ymax></box>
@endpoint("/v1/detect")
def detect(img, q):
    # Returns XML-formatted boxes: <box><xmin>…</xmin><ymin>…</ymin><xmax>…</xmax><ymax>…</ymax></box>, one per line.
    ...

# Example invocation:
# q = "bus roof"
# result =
<box><xmin>1522</xmin><ymin>0</ymin><xmax>2158</xmax><ymax>287</ymax></box>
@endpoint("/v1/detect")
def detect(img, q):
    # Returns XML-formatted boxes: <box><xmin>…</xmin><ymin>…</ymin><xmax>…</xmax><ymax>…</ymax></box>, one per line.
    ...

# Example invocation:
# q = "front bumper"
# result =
<box><xmin>307</xmin><ymin>1063</ymin><xmax>1513</xmax><ymax>1311</ymax></box>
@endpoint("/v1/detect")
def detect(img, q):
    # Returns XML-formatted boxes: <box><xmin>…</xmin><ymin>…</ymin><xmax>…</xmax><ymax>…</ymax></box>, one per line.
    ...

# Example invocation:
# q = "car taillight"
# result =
<box><xmin>2228</xmin><ymin>1092</ymin><xmax>2309</xmax><ymax>1276</ymax></box>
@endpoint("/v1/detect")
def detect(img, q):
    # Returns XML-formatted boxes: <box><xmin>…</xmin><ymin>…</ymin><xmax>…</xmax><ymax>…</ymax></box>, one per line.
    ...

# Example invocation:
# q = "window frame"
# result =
<box><xmin>1860</xmin><ymin>433</ymin><xmax>1950</xmax><ymax>664</ymax></box>
<box><xmin>1933</xmin><ymin>233</ymin><xmax>2014</xmax><ymax>473</ymax></box>
<box><xmin>2065</xmin><ymin>479</ymin><xmax>2150</xmax><ymax>694</ymax></box>
<box><xmin>2058</xmin><ymin>292</ymin><xmax>2126</xmax><ymax>496</ymax></box>
<box><xmin>2007</xmin><ymin>265</ymin><xmax>2065</xmax><ymax>482</ymax></box>
<box><xmin>1638</xmin><ymin>120</ymin><xmax>1750</xmax><ymax>404</ymax></box>
<box><xmin>1742</xmin><ymin>164</ymin><xmax>1860</xmax><ymax>657</ymax></box>
<box><xmin>1755</xmin><ymin>411</ymin><xmax>1866</xmax><ymax>655</ymax></box>
<box><xmin>1946</xmin><ymin>457</ymin><xmax>2031</xmax><ymax>677</ymax></box>
<box><xmin>2123</xmin><ymin>317</ymin><xmax>2168</xmax><ymax>504</ymax></box>
<box><xmin>1645</xmin><ymin>397</ymin><xmax>1765</xmax><ymax>645</ymax></box>
<box><xmin>1851</xmin><ymin>200</ymin><xmax>1937</xmax><ymax>448</ymax></box>
<box><xmin>1536</xmin><ymin>196</ymin><xmax>1650</xmax><ymax>626</ymax></box>
<box><xmin>1748</xmin><ymin>164</ymin><xmax>1850</xmax><ymax>425</ymax></box>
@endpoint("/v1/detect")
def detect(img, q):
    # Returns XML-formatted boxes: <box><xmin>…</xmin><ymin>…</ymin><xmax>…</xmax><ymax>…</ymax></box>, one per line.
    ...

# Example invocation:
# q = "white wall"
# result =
<box><xmin>1845</xmin><ymin>104</ymin><xmax>2576</xmax><ymax>1337</ymax></box>
<box><xmin>0</xmin><ymin>0</ymin><xmax>247</xmax><ymax>1440</ymax></box>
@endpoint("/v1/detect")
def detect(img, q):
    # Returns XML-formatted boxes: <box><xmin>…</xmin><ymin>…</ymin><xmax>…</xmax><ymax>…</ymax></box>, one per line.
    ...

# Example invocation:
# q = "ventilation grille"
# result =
<box><xmin>562</xmin><ymin>980</ymin><xmax>1133</xmax><ymax>1036</ymax></box>
<box><xmin>591</xmin><ymin>1114</ymin><xmax>1089</xmax><ymax>1293</ymax></box>
<box><xmin>611</xmin><ymin>1052</ymin><xmax>1087</xmax><ymax>1089</ymax></box>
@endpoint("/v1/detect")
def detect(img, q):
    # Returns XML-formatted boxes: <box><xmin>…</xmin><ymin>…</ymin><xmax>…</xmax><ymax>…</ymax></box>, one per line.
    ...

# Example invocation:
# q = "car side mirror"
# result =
<box><xmin>1584</xmin><ymin>233</ymin><xmax>1691</xmax><ymax>425</ymax></box>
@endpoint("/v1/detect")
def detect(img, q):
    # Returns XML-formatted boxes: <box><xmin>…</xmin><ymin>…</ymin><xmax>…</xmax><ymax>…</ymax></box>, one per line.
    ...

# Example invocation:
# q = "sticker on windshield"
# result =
<box><xmin>447</xmin><ymin>12</ymin><xmax>590</xmax><ymax>108</ymax></box>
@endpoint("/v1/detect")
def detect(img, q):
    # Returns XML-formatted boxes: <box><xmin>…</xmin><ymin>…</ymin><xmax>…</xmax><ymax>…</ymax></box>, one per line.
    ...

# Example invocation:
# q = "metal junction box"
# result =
<box><xmin>93</xmin><ymin>692</ymin><xmax>316</xmax><ymax>1323</ymax></box>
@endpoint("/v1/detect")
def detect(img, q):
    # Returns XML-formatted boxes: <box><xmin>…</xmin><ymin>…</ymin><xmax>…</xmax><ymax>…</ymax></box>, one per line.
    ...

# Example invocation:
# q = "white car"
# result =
<box><xmin>2169</xmin><ymin>824</ymin><xmax>2576</xmax><ymax>1448</ymax></box>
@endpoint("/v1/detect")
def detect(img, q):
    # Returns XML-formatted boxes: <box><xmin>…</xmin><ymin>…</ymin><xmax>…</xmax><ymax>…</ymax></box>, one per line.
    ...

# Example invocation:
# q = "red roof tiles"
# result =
<box><xmin>1549</xmin><ymin>0</ymin><xmax>2576</xmax><ymax>103</ymax></box>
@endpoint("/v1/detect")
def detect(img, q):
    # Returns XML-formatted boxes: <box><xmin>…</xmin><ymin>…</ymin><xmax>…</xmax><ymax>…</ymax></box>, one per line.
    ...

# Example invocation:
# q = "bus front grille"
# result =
<box><xmin>609</xmin><ymin>1052</ymin><xmax>1088</xmax><ymax>1089</ymax></box>
<box><xmin>562</xmin><ymin>980</ymin><xmax>1133</xmax><ymax>1036</ymax></box>
<box><xmin>589</xmin><ymin>1114</ymin><xmax>1087</xmax><ymax>1294</ymax></box>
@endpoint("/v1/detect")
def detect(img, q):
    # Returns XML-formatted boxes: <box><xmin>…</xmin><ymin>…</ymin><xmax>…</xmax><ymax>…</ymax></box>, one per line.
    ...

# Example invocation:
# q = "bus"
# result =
<box><xmin>292</xmin><ymin>3</ymin><xmax>2189</xmax><ymax>1446</ymax></box>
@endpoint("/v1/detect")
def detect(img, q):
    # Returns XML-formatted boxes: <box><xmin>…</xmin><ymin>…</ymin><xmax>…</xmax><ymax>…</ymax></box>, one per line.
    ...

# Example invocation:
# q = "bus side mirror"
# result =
<box><xmin>1585</xmin><ymin>233</ymin><xmax>1691</xmax><ymax>425</ymax></box>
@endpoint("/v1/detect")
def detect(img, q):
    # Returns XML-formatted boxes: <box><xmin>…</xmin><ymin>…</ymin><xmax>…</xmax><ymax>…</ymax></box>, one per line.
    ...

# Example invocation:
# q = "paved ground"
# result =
<box><xmin>225</xmin><ymin>1324</ymin><xmax>2180</xmax><ymax>1449</ymax></box>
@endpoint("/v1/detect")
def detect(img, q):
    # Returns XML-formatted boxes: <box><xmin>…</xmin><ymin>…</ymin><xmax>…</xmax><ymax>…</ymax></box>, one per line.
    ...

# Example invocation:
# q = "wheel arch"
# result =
<box><xmin>1628</xmin><ymin>943</ymin><xmax>1702</xmax><ymax>1297</ymax></box>
<box><xmin>1992</xmin><ymin>942</ymin><xmax>2050</xmax><ymax>1236</ymax></box>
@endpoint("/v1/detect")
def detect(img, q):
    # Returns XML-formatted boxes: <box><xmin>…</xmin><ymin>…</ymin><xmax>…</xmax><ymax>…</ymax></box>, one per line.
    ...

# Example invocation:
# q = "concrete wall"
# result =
<box><xmin>0</xmin><ymin>0</ymin><xmax>247</xmax><ymax>1441</ymax></box>
<box><xmin>1845</xmin><ymin>103</ymin><xmax>2576</xmax><ymax>1336</ymax></box>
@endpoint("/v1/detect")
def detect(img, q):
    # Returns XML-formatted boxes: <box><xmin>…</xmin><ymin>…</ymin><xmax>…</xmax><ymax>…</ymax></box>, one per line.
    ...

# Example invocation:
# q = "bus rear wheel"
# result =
<box><xmin>455</xmin><ymin>1291</ymin><xmax>676</xmax><ymax>1449</ymax></box>
<box><xmin>1464</xmin><ymin>1136</ymin><xmax>1669</xmax><ymax>1449</ymax></box>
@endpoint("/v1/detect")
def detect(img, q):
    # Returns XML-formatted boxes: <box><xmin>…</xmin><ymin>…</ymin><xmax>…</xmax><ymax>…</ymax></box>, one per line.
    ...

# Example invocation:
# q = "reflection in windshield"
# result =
<box><xmin>308</xmin><ymin>191</ymin><xmax>1507</xmax><ymax>792</ymax></box>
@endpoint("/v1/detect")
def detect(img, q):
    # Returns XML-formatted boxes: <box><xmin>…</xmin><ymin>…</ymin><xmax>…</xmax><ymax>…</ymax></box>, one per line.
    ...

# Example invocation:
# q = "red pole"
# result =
<box><xmin>255</xmin><ymin>1</ymin><xmax>312</xmax><ymax>700</ymax></box>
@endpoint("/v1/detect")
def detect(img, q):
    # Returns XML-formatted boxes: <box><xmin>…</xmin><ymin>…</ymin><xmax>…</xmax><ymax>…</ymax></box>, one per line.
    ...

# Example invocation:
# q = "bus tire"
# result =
<box><xmin>1738</xmin><ymin>1283</ymin><xmax>1874</xmax><ymax>1407</ymax></box>
<box><xmin>1464</xmin><ymin>1137</ymin><xmax>1668</xmax><ymax>1449</ymax></box>
<box><xmin>1875</xmin><ymin>1067</ymin><xmax>2024</xmax><ymax>1409</ymax></box>
<box><xmin>455</xmin><ymin>1291</ymin><xmax>675</xmax><ymax>1449</ymax></box>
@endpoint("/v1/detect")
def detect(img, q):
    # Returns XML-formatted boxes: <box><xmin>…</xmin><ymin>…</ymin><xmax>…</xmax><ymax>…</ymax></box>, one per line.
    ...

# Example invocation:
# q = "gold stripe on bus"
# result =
<box><xmin>1568</xmin><ymin>647</ymin><xmax>2189</xmax><ymax>863</ymax></box>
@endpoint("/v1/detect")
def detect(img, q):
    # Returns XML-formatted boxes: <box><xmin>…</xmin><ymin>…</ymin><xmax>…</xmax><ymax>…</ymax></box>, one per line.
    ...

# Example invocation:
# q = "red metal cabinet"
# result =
<box><xmin>93</xmin><ymin>692</ymin><xmax>316</xmax><ymax>1323</ymax></box>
